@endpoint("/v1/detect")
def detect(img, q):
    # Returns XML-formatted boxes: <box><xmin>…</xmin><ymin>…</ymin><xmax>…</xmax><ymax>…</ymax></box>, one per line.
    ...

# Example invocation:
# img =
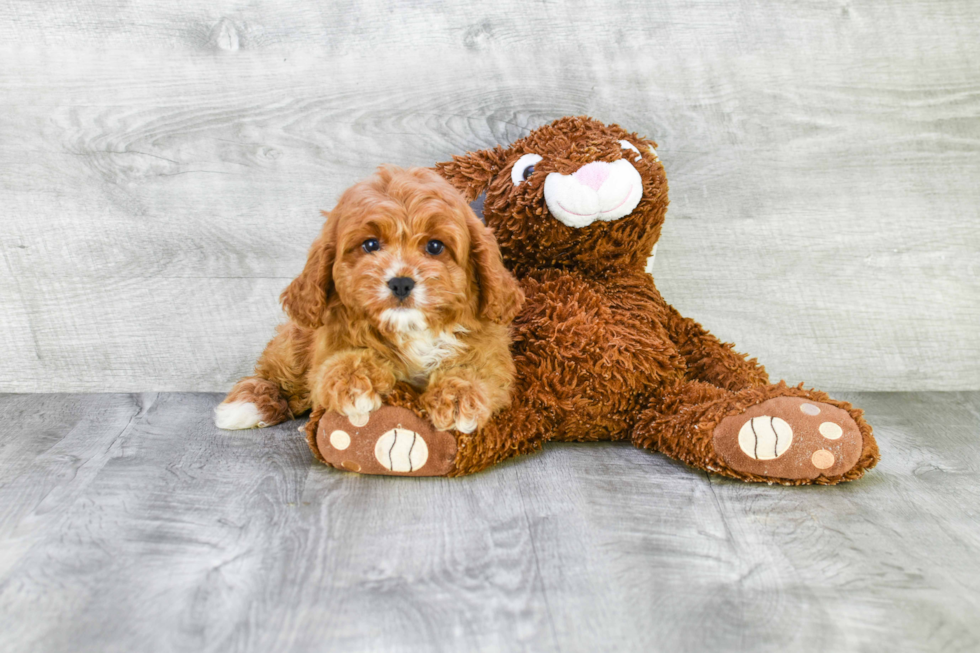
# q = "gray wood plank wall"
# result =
<box><xmin>1</xmin><ymin>1</ymin><xmax>978</xmax><ymax>392</ymax></box>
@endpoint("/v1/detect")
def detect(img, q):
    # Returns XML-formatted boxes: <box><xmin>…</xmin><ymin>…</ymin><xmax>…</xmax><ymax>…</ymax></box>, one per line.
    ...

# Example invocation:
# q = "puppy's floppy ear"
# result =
<box><xmin>435</xmin><ymin>146</ymin><xmax>509</xmax><ymax>202</ymax></box>
<box><xmin>280</xmin><ymin>211</ymin><xmax>338</xmax><ymax>329</ymax></box>
<box><xmin>465</xmin><ymin>210</ymin><xmax>524</xmax><ymax>324</ymax></box>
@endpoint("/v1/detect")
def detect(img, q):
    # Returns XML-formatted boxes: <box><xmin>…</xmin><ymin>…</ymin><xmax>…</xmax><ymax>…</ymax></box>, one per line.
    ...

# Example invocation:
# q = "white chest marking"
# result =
<box><xmin>379</xmin><ymin>308</ymin><xmax>467</xmax><ymax>384</ymax></box>
<box><xmin>395</xmin><ymin>328</ymin><xmax>465</xmax><ymax>383</ymax></box>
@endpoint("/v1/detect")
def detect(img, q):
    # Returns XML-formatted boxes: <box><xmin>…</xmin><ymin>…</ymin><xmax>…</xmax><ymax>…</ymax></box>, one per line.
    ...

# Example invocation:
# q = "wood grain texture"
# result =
<box><xmin>0</xmin><ymin>391</ymin><xmax>977</xmax><ymax>652</ymax></box>
<box><xmin>0</xmin><ymin>1</ymin><xmax>978</xmax><ymax>392</ymax></box>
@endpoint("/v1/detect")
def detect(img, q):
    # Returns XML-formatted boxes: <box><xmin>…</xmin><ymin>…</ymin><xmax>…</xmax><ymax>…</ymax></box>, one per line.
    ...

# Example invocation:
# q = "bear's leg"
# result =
<box><xmin>632</xmin><ymin>379</ymin><xmax>879</xmax><ymax>485</ymax></box>
<box><xmin>304</xmin><ymin>384</ymin><xmax>552</xmax><ymax>477</ymax></box>
<box><xmin>663</xmin><ymin>306</ymin><xmax>771</xmax><ymax>392</ymax></box>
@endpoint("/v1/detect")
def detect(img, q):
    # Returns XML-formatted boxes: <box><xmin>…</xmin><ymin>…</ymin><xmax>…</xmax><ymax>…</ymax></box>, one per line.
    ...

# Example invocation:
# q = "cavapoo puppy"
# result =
<box><xmin>215</xmin><ymin>165</ymin><xmax>524</xmax><ymax>436</ymax></box>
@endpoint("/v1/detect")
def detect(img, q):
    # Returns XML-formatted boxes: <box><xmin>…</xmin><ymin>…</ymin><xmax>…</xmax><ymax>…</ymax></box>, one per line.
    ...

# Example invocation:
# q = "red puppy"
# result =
<box><xmin>215</xmin><ymin>166</ymin><xmax>524</xmax><ymax>435</ymax></box>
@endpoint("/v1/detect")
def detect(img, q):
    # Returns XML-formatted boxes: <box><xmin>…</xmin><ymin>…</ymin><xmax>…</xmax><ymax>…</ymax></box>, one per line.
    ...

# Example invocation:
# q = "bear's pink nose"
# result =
<box><xmin>572</xmin><ymin>161</ymin><xmax>611</xmax><ymax>191</ymax></box>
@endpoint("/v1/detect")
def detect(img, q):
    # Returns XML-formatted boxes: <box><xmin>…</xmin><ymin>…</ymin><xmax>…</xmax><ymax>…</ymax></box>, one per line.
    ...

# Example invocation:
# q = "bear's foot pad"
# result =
<box><xmin>713</xmin><ymin>397</ymin><xmax>862</xmax><ymax>481</ymax></box>
<box><xmin>315</xmin><ymin>406</ymin><xmax>456</xmax><ymax>477</ymax></box>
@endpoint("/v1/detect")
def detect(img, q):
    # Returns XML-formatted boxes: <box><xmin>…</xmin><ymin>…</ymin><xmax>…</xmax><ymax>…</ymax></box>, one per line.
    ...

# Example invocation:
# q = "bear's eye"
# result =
<box><xmin>425</xmin><ymin>239</ymin><xmax>444</xmax><ymax>255</ymax></box>
<box><xmin>362</xmin><ymin>238</ymin><xmax>380</xmax><ymax>253</ymax></box>
<box><xmin>511</xmin><ymin>153</ymin><xmax>543</xmax><ymax>186</ymax></box>
<box><xmin>619</xmin><ymin>140</ymin><xmax>642</xmax><ymax>162</ymax></box>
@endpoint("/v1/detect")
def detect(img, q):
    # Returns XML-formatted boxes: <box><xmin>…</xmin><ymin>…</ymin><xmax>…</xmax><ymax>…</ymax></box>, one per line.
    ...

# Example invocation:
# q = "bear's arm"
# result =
<box><xmin>661</xmin><ymin>303</ymin><xmax>770</xmax><ymax>391</ymax></box>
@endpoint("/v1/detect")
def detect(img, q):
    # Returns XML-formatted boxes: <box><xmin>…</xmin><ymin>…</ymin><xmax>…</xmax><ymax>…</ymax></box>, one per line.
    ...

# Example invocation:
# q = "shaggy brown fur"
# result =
<box><xmin>349</xmin><ymin>115</ymin><xmax>878</xmax><ymax>484</ymax></box>
<box><xmin>217</xmin><ymin>166</ymin><xmax>523</xmax><ymax>436</ymax></box>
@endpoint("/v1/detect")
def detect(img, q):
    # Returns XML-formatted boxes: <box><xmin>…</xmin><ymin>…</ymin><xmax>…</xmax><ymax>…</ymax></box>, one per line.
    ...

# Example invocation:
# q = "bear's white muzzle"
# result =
<box><xmin>543</xmin><ymin>159</ymin><xmax>643</xmax><ymax>228</ymax></box>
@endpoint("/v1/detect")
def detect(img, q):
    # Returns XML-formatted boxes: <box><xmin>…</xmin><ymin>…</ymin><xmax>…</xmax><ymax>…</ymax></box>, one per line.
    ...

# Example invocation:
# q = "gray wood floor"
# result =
<box><xmin>0</xmin><ymin>393</ymin><xmax>978</xmax><ymax>652</ymax></box>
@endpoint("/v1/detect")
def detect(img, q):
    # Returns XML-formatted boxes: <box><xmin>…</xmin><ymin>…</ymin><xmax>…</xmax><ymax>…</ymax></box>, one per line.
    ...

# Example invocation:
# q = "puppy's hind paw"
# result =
<box><xmin>216</xmin><ymin>377</ymin><xmax>292</xmax><ymax>430</ymax></box>
<box><xmin>214</xmin><ymin>401</ymin><xmax>265</xmax><ymax>430</ymax></box>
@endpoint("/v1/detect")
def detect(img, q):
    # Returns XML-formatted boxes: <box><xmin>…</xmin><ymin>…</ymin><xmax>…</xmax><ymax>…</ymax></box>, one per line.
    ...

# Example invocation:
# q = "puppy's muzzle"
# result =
<box><xmin>387</xmin><ymin>276</ymin><xmax>415</xmax><ymax>300</ymax></box>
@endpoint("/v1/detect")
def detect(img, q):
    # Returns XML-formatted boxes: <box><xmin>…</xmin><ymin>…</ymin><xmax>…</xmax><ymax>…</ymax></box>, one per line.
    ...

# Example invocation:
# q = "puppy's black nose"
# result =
<box><xmin>387</xmin><ymin>276</ymin><xmax>415</xmax><ymax>299</ymax></box>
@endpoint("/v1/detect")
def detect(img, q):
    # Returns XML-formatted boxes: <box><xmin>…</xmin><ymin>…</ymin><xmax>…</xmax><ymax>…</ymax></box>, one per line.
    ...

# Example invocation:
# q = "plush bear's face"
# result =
<box><xmin>437</xmin><ymin>116</ymin><xmax>668</xmax><ymax>276</ymax></box>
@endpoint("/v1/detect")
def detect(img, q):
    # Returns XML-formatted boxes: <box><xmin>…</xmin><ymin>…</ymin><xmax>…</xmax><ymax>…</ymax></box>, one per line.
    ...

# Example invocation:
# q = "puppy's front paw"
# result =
<box><xmin>422</xmin><ymin>377</ymin><xmax>492</xmax><ymax>434</ymax></box>
<box><xmin>337</xmin><ymin>385</ymin><xmax>382</xmax><ymax>427</ymax></box>
<box><xmin>318</xmin><ymin>356</ymin><xmax>395</xmax><ymax>427</ymax></box>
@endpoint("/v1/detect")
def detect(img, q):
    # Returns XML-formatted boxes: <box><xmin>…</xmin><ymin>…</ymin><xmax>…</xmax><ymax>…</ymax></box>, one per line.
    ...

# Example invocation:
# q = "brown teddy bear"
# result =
<box><xmin>306</xmin><ymin>116</ymin><xmax>880</xmax><ymax>485</ymax></box>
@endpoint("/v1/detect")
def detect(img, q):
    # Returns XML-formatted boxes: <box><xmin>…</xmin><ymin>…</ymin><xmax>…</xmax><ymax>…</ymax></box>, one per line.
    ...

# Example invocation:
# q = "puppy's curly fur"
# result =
<box><xmin>216</xmin><ymin>166</ymin><xmax>524</xmax><ymax>434</ymax></box>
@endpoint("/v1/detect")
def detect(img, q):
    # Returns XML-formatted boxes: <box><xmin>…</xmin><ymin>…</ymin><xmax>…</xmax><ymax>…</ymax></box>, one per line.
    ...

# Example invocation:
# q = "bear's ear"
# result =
<box><xmin>639</xmin><ymin>136</ymin><xmax>660</xmax><ymax>161</ymax></box>
<box><xmin>435</xmin><ymin>146</ymin><xmax>509</xmax><ymax>202</ymax></box>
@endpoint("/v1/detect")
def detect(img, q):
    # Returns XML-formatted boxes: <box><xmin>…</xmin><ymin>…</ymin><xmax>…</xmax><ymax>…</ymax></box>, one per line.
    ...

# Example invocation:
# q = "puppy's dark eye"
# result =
<box><xmin>362</xmin><ymin>238</ymin><xmax>380</xmax><ymax>253</ymax></box>
<box><xmin>522</xmin><ymin>165</ymin><xmax>534</xmax><ymax>180</ymax></box>
<box><xmin>425</xmin><ymin>239</ymin><xmax>444</xmax><ymax>255</ymax></box>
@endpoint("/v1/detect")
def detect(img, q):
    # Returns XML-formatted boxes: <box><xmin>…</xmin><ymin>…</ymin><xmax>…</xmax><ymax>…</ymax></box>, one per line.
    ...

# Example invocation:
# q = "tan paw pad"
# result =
<box><xmin>819</xmin><ymin>422</ymin><xmax>843</xmax><ymax>440</ymax></box>
<box><xmin>713</xmin><ymin>396</ymin><xmax>863</xmax><ymax>480</ymax></box>
<box><xmin>375</xmin><ymin>428</ymin><xmax>429</xmax><ymax>473</ymax></box>
<box><xmin>738</xmin><ymin>416</ymin><xmax>793</xmax><ymax>460</ymax></box>
<box><xmin>329</xmin><ymin>429</ymin><xmax>351</xmax><ymax>450</ymax></box>
<box><xmin>799</xmin><ymin>402</ymin><xmax>821</xmax><ymax>416</ymax></box>
<box><xmin>811</xmin><ymin>450</ymin><xmax>835</xmax><ymax>469</ymax></box>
